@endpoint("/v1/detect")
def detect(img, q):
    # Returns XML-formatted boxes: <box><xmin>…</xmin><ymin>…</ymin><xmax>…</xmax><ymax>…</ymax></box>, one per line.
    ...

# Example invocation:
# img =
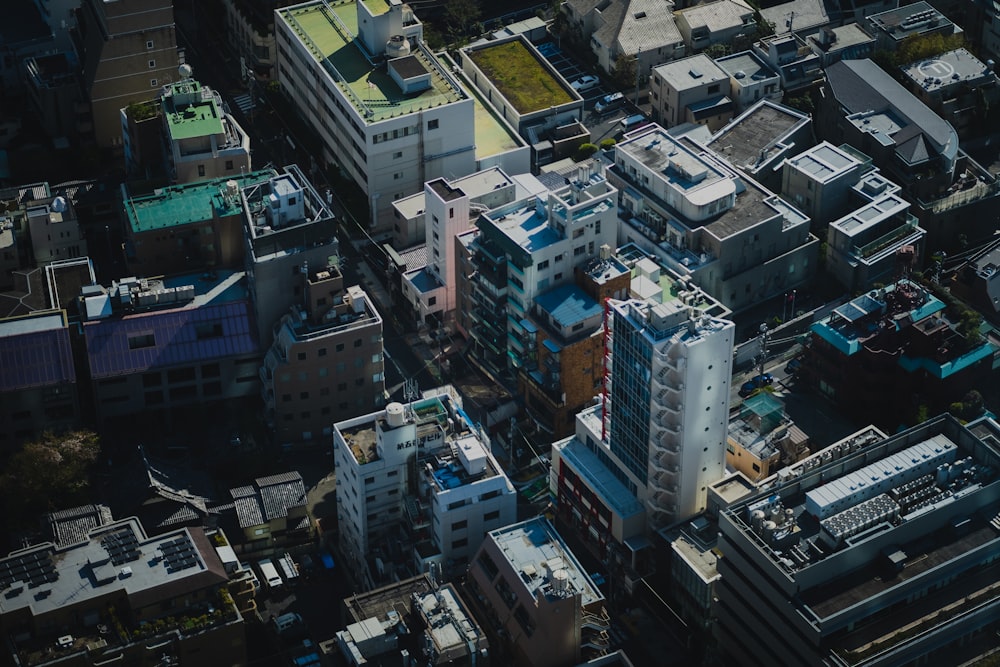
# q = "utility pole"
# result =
<box><xmin>757</xmin><ymin>322</ymin><xmax>769</xmax><ymax>383</ymax></box>
<box><xmin>634</xmin><ymin>48</ymin><xmax>642</xmax><ymax>106</ymax></box>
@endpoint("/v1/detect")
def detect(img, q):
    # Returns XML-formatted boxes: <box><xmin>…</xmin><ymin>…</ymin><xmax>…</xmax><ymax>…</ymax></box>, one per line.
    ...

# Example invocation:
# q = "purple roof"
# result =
<box><xmin>0</xmin><ymin>326</ymin><xmax>76</xmax><ymax>391</ymax></box>
<box><xmin>85</xmin><ymin>301</ymin><xmax>258</xmax><ymax>378</ymax></box>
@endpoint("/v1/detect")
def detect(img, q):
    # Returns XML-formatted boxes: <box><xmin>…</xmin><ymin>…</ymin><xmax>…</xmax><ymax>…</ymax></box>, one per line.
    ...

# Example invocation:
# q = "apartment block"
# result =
<box><xmin>900</xmin><ymin>48</ymin><xmax>1000</xmax><ymax>138</ymax></box>
<box><xmin>275</xmin><ymin>0</ymin><xmax>476</xmax><ymax>232</ymax></box>
<box><xmin>463</xmin><ymin>166</ymin><xmax>618</xmax><ymax>380</ymax></box>
<box><xmin>804</xmin><ymin>278</ymin><xmax>998</xmax><ymax>427</ymax></box>
<box><xmin>334</xmin><ymin>390</ymin><xmax>516</xmax><ymax>590</ymax></box>
<box><xmin>79</xmin><ymin>271</ymin><xmax>260</xmax><ymax>426</ymax></box>
<box><xmin>714</xmin><ymin>51</ymin><xmax>781</xmax><ymax>113</ymax></box>
<box><xmin>0</xmin><ymin>518</ymin><xmax>246</xmax><ymax>667</ymax></box>
<box><xmin>223</xmin><ymin>0</ymin><xmax>298</xmax><ymax>81</ymax></box>
<box><xmin>675</xmin><ymin>0</ymin><xmax>757</xmax><ymax>54</ymax></box>
<box><xmin>74</xmin><ymin>0</ymin><xmax>180</xmax><ymax>148</ymax></box>
<box><xmin>339</xmin><ymin>574</ymin><xmax>488</xmax><ymax>666</ymax></box>
<box><xmin>604</xmin><ymin>298</ymin><xmax>735</xmax><ymax>526</ymax></box>
<box><xmin>26</xmin><ymin>194</ymin><xmax>87</xmax><ymax>267</ymax></box>
<box><xmin>0</xmin><ymin>310</ymin><xmax>79</xmax><ymax>452</ymax></box>
<box><xmin>611</xmin><ymin>125</ymin><xmax>818</xmax><ymax>313</ymax></box>
<box><xmin>466</xmin><ymin>517</ymin><xmax>610</xmax><ymax>667</ymax></box>
<box><xmin>862</xmin><ymin>1</ymin><xmax>959</xmax><ymax>53</ymax></box>
<box><xmin>122</xmin><ymin>72</ymin><xmax>251</xmax><ymax>184</ymax></box>
<box><xmin>781</xmin><ymin>141</ymin><xmax>874</xmax><ymax>228</ymax></box>
<box><xmin>650</xmin><ymin>55</ymin><xmax>733</xmax><ymax>132</ymax></box>
<box><xmin>826</xmin><ymin>192</ymin><xmax>926</xmax><ymax>292</ymax></box>
<box><xmin>725</xmin><ymin>392</ymin><xmax>809</xmax><ymax>482</ymax></box>
<box><xmin>715</xmin><ymin>414</ymin><xmax>1000</xmax><ymax>666</ymax></box>
<box><xmin>261</xmin><ymin>264</ymin><xmax>384</xmax><ymax>444</ymax></box>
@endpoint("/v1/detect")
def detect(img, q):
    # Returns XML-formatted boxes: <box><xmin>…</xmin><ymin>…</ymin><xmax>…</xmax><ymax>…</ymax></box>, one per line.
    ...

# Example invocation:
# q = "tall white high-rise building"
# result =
<box><xmin>603</xmin><ymin>298</ymin><xmax>735</xmax><ymax>527</ymax></box>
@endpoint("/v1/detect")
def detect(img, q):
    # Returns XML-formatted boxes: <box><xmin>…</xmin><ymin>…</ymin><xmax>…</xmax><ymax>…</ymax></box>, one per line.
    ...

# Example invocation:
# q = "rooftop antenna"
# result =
<box><xmin>403</xmin><ymin>378</ymin><xmax>418</xmax><ymax>420</ymax></box>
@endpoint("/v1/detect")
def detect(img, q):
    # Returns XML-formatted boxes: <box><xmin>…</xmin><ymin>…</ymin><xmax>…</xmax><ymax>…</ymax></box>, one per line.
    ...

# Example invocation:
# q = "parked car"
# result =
<box><xmin>571</xmin><ymin>75</ymin><xmax>599</xmax><ymax>92</ymax></box>
<box><xmin>257</xmin><ymin>558</ymin><xmax>283</xmax><ymax>591</ymax></box>
<box><xmin>738</xmin><ymin>373</ymin><xmax>774</xmax><ymax>397</ymax></box>
<box><xmin>619</xmin><ymin>113</ymin><xmax>649</xmax><ymax>132</ymax></box>
<box><xmin>784</xmin><ymin>358</ymin><xmax>802</xmax><ymax>374</ymax></box>
<box><xmin>595</xmin><ymin>92</ymin><xmax>625</xmax><ymax>114</ymax></box>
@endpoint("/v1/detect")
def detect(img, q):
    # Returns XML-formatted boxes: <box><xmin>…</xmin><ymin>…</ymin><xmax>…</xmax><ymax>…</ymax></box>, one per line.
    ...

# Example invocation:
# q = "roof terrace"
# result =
<box><xmin>278</xmin><ymin>0</ymin><xmax>464</xmax><ymax>123</ymax></box>
<box><xmin>465</xmin><ymin>39</ymin><xmax>574</xmax><ymax>114</ymax></box>
<box><xmin>162</xmin><ymin>80</ymin><xmax>225</xmax><ymax>140</ymax></box>
<box><xmin>489</xmin><ymin>517</ymin><xmax>604</xmax><ymax>606</ymax></box>
<box><xmin>422</xmin><ymin>432</ymin><xmax>501</xmax><ymax>493</ymax></box>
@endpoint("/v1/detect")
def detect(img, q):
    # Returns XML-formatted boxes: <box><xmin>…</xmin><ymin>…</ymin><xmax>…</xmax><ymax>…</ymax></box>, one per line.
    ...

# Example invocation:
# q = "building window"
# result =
<box><xmin>484</xmin><ymin>510</ymin><xmax>500</xmax><ymax>521</ymax></box>
<box><xmin>452</xmin><ymin>520</ymin><xmax>467</xmax><ymax>530</ymax></box>
<box><xmin>198</xmin><ymin>165</ymin><xmax>205</xmax><ymax>177</ymax></box>
<box><xmin>318</xmin><ymin>348</ymin><xmax>327</xmax><ymax>357</ymax></box>
<box><xmin>195</xmin><ymin>322</ymin><xmax>223</xmax><ymax>339</ymax></box>
<box><xmin>537</xmin><ymin>260</ymin><xmax>549</xmax><ymax>270</ymax></box>
<box><xmin>146</xmin><ymin>40</ymin><xmax>155</xmax><ymax>49</ymax></box>
<box><xmin>148</xmin><ymin>59</ymin><xmax>156</xmax><ymax>69</ymax></box>
<box><xmin>336</xmin><ymin>343</ymin><xmax>344</xmax><ymax>352</ymax></box>
<box><xmin>452</xmin><ymin>538</ymin><xmax>468</xmax><ymax>549</ymax></box>
<box><xmin>297</xmin><ymin>352</ymin><xmax>306</xmax><ymax>361</ymax></box>
<box><xmin>354</xmin><ymin>339</ymin><xmax>362</xmax><ymax>347</ymax></box>
<box><xmin>150</xmin><ymin>79</ymin><xmax>157</xmax><ymax>87</ymax></box>
<box><xmin>428</xmin><ymin>296</ymin><xmax>437</xmax><ymax>306</ymax></box>
<box><xmin>393</xmin><ymin>151</ymin><xmax>402</xmax><ymax>159</ymax></box>
<box><xmin>428</xmin><ymin>119</ymin><xmax>439</xmax><ymax>130</ymax></box>
<box><xmin>225</xmin><ymin>160</ymin><xmax>234</xmax><ymax>170</ymax></box>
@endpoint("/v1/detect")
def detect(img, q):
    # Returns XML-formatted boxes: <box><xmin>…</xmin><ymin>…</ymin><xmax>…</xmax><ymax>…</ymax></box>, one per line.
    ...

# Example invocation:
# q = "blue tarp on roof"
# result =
<box><xmin>534</xmin><ymin>284</ymin><xmax>602</xmax><ymax>329</ymax></box>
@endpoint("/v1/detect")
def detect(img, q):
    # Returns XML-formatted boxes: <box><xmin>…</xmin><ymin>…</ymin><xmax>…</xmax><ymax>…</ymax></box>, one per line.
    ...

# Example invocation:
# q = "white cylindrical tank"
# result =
<box><xmin>385</xmin><ymin>402</ymin><xmax>406</xmax><ymax>427</ymax></box>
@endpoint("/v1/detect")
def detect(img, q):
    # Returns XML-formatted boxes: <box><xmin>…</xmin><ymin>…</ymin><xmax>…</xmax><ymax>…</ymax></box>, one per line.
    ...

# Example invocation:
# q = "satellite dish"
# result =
<box><xmin>178</xmin><ymin>63</ymin><xmax>193</xmax><ymax>80</ymax></box>
<box><xmin>52</xmin><ymin>196</ymin><xmax>67</xmax><ymax>213</ymax></box>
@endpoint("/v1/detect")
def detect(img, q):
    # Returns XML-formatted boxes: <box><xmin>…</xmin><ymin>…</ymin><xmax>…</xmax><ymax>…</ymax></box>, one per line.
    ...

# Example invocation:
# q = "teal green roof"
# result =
<box><xmin>126</xmin><ymin>171</ymin><xmax>274</xmax><ymax>233</ymax></box>
<box><xmin>163</xmin><ymin>81</ymin><xmax>225</xmax><ymax>140</ymax></box>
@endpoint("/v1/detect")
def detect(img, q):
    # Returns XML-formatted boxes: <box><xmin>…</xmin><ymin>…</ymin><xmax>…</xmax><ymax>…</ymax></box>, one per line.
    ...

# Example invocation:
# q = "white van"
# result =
<box><xmin>272</xmin><ymin>612</ymin><xmax>307</xmax><ymax>638</ymax></box>
<box><xmin>257</xmin><ymin>559</ymin><xmax>283</xmax><ymax>591</ymax></box>
<box><xmin>620</xmin><ymin>114</ymin><xmax>648</xmax><ymax>131</ymax></box>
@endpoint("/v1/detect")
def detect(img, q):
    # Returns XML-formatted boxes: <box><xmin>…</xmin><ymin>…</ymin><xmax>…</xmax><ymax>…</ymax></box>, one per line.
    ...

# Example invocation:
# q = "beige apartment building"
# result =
<box><xmin>76</xmin><ymin>0</ymin><xmax>180</xmax><ymax>148</ymax></box>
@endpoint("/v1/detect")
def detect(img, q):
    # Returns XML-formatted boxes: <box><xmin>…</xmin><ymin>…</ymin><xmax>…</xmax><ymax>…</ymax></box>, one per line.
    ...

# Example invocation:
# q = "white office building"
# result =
<box><xmin>275</xmin><ymin>0</ymin><xmax>476</xmax><ymax>233</ymax></box>
<box><xmin>333</xmin><ymin>388</ymin><xmax>516</xmax><ymax>590</ymax></box>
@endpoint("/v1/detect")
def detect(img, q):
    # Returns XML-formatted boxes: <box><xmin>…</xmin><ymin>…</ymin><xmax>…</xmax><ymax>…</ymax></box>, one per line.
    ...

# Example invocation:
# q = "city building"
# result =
<box><xmin>0</xmin><ymin>518</ymin><xmax>246</xmax><ymax>667</ymax></box>
<box><xmin>706</xmin><ymin>99</ymin><xmax>813</xmax><ymax>193</ymax></box>
<box><xmin>0</xmin><ymin>310</ymin><xmax>79</xmax><ymax>452</ymax></box>
<box><xmin>650</xmin><ymin>55</ymin><xmax>733</xmax><ymax>132</ymax></box>
<box><xmin>0</xmin><ymin>1</ymin><xmax>54</xmax><ymax>101</ymax></box>
<box><xmin>761</xmin><ymin>0</ymin><xmax>830</xmax><ymax>36</ymax></box>
<box><xmin>396</xmin><ymin>171</ymin><xmax>517</xmax><ymax>328</ymax></box>
<box><xmin>462</xmin><ymin>165</ymin><xmax>618</xmax><ymax>381</ymax></box>
<box><xmin>122</xmin><ymin>68</ymin><xmax>251</xmax><ymax>185</ymax></box>
<box><xmin>24</xmin><ymin>52</ymin><xmax>82</xmax><ymax>145</ymax></box>
<box><xmin>900</xmin><ymin>48</ymin><xmax>1000</xmax><ymax>138</ymax></box>
<box><xmin>517</xmin><ymin>249</ymin><xmax>629</xmax><ymax>439</ymax></box>
<box><xmin>235</xmin><ymin>164</ymin><xmax>339</xmax><ymax>347</ymax></box>
<box><xmin>122</xmin><ymin>171</ymin><xmax>269</xmax><ymax>277</ymax></box>
<box><xmin>78</xmin><ymin>270</ymin><xmax>260</xmax><ymax>428</ymax></box>
<box><xmin>460</xmin><ymin>36</ymin><xmax>586</xmax><ymax>166</ymax></box>
<box><xmin>602</xmin><ymin>298</ymin><xmax>735</xmax><ymax>527</ymax></box>
<box><xmin>610</xmin><ymin>124</ymin><xmax>818</xmax><ymax>313</ymax></box>
<box><xmin>751</xmin><ymin>34</ymin><xmax>823</xmax><ymax>93</ymax></box>
<box><xmin>73</xmin><ymin>0</ymin><xmax>180</xmax><ymax>148</ymax></box>
<box><xmin>803</xmin><ymin>24</ymin><xmax>875</xmax><ymax>67</ymax></box>
<box><xmin>561</xmin><ymin>0</ymin><xmax>685</xmax><ymax>80</ymax></box>
<box><xmin>674</xmin><ymin>0</ymin><xmax>757</xmax><ymax>54</ymax></box>
<box><xmin>714</xmin><ymin>413</ymin><xmax>1000</xmax><ymax>666</ymax></box>
<box><xmin>275</xmin><ymin>0</ymin><xmax>476</xmax><ymax>233</ymax></box>
<box><xmin>229</xmin><ymin>472</ymin><xmax>309</xmax><ymax>552</ymax></box>
<box><xmin>803</xmin><ymin>277</ymin><xmax>999</xmax><ymax>427</ymax></box>
<box><xmin>261</xmin><ymin>264</ymin><xmax>384</xmax><ymax>444</ymax></box>
<box><xmin>950</xmin><ymin>240</ymin><xmax>1000</xmax><ymax>326</ymax></box>
<box><xmin>725</xmin><ymin>392</ymin><xmax>809</xmax><ymax>482</ymax></box>
<box><xmin>781</xmin><ymin>141</ymin><xmax>873</xmax><ymax>228</ymax></box>
<box><xmin>391</xmin><ymin>167</ymin><xmax>518</xmax><ymax>250</ymax></box>
<box><xmin>465</xmin><ymin>517</ymin><xmax>611</xmax><ymax>667</ymax></box>
<box><xmin>713</xmin><ymin>51</ymin><xmax>781</xmax><ymax>113</ymax></box>
<box><xmin>338</xmin><ymin>574</ymin><xmax>488</xmax><ymax>666</ymax></box>
<box><xmin>825</xmin><ymin>192</ymin><xmax>926</xmax><ymax>292</ymax></box>
<box><xmin>25</xmin><ymin>192</ymin><xmax>87</xmax><ymax>267</ymax></box>
<box><xmin>223</xmin><ymin>0</ymin><xmax>298</xmax><ymax>82</ymax></box>
<box><xmin>862</xmin><ymin>1</ymin><xmax>959</xmax><ymax>53</ymax></box>
<box><xmin>334</xmin><ymin>390</ymin><xmax>516</xmax><ymax>590</ymax></box>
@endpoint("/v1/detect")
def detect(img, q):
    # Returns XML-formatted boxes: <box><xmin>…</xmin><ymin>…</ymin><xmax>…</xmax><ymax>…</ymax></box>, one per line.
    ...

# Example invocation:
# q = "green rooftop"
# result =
<box><xmin>126</xmin><ymin>171</ymin><xmax>274</xmax><ymax>234</ymax></box>
<box><xmin>466</xmin><ymin>40</ymin><xmax>574</xmax><ymax>114</ymax></box>
<box><xmin>162</xmin><ymin>80</ymin><xmax>225</xmax><ymax>140</ymax></box>
<box><xmin>278</xmin><ymin>0</ymin><xmax>464</xmax><ymax>123</ymax></box>
<box><xmin>362</xmin><ymin>0</ymin><xmax>389</xmax><ymax>13</ymax></box>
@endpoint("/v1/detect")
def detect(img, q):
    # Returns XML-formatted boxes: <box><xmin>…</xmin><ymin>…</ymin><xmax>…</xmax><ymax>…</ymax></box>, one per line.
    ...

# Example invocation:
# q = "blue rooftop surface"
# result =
<box><xmin>404</xmin><ymin>267</ymin><xmax>443</xmax><ymax>294</ymax></box>
<box><xmin>85</xmin><ymin>301</ymin><xmax>257</xmax><ymax>378</ymax></box>
<box><xmin>0</xmin><ymin>313</ymin><xmax>75</xmax><ymax>391</ymax></box>
<box><xmin>899</xmin><ymin>340</ymin><xmax>996</xmax><ymax>379</ymax></box>
<box><xmin>560</xmin><ymin>438</ymin><xmax>643</xmax><ymax>518</ymax></box>
<box><xmin>534</xmin><ymin>284</ymin><xmax>602</xmax><ymax>329</ymax></box>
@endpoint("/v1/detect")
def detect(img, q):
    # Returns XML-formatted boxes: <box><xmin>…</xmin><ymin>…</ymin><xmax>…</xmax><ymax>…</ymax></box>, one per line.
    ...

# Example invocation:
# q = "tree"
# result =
<box><xmin>444</xmin><ymin>0</ymin><xmax>482</xmax><ymax>39</ymax></box>
<box><xmin>1</xmin><ymin>430</ymin><xmax>100</xmax><ymax>527</ymax></box>
<box><xmin>612</xmin><ymin>53</ymin><xmax>637</xmax><ymax>90</ymax></box>
<box><xmin>574</xmin><ymin>143</ymin><xmax>599</xmax><ymax>161</ymax></box>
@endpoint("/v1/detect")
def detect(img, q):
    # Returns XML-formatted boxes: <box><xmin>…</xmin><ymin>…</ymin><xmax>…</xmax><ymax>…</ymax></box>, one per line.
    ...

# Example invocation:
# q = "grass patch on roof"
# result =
<box><xmin>468</xmin><ymin>40</ymin><xmax>574</xmax><ymax>114</ymax></box>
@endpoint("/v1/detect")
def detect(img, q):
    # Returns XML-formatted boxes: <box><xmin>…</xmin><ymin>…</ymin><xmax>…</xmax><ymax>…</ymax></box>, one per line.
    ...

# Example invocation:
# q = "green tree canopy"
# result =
<box><xmin>1</xmin><ymin>430</ymin><xmax>100</xmax><ymax>526</ymax></box>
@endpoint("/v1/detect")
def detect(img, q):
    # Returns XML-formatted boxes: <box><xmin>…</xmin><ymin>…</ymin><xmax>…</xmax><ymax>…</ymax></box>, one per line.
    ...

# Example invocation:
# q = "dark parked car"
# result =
<box><xmin>739</xmin><ymin>373</ymin><xmax>774</xmax><ymax>397</ymax></box>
